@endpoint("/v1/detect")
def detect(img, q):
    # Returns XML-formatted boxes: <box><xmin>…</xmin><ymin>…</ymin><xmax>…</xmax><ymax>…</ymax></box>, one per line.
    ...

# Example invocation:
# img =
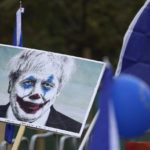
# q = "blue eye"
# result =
<box><xmin>42</xmin><ymin>86</ymin><xmax>50</xmax><ymax>92</ymax></box>
<box><xmin>21</xmin><ymin>80</ymin><xmax>34</xmax><ymax>89</ymax></box>
<box><xmin>42</xmin><ymin>82</ymin><xmax>55</xmax><ymax>93</ymax></box>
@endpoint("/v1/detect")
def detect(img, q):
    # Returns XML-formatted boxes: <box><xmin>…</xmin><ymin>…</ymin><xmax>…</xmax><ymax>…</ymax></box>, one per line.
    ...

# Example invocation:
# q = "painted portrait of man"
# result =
<box><xmin>0</xmin><ymin>49</ymin><xmax>81</xmax><ymax>133</ymax></box>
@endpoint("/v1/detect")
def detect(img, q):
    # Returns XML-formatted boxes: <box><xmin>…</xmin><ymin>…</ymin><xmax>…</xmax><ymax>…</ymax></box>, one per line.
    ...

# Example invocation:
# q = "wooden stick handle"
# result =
<box><xmin>11</xmin><ymin>125</ymin><xmax>26</xmax><ymax>150</ymax></box>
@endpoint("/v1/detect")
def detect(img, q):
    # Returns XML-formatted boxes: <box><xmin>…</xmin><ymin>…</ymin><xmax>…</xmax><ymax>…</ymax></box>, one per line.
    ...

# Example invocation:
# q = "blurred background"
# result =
<box><xmin>0</xmin><ymin>0</ymin><xmax>145</xmax><ymax>66</ymax></box>
<box><xmin>0</xmin><ymin>0</ymin><xmax>147</xmax><ymax>150</ymax></box>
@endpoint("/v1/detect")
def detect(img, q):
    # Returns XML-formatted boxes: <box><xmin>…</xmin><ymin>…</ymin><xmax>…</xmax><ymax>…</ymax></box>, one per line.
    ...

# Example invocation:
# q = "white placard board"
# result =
<box><xmin>0</xmin><ymin>44</ymin><xmax>105</xmax><ymax>137</ymax></box>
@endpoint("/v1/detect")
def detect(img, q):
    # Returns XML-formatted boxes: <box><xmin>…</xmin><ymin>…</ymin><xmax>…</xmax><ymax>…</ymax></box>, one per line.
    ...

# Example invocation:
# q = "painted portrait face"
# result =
<box><xmin>8</xmin><ymin>50</ymin><xmax>75</xmax><ymax>123</ymax></box>
<box><xmin>9</xmin><ymin>67</ymin><xmax>60</xmax><ymax>122</ymax></box>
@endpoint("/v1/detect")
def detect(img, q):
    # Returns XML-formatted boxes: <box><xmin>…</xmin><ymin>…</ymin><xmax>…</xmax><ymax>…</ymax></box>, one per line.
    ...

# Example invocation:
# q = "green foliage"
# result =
<box><xmin>0</xmin><ymin>1</ymin><xmax>147</xmax><ymax>149</ymax></box>
<box><xmin>0</xmin><ymin>0</ymin><xmax>145</xmax><ymax>67</ymax></box>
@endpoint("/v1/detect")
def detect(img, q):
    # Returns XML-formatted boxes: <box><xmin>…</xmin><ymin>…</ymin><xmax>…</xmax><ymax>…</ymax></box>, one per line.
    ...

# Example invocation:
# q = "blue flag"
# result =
<box><xmin>88</xmin><ymin>65</ymin><xmax>120</xmax><ymax>150</ymax></box>
<box><xmin>116</xmin><ymin>0</ymin><xmax>150</xmax><ymax>86</ymax></box>
<box><xmin>5</xmin><ymin>8</ymin><xmax>24</xmax><ymax>144</ymax></box>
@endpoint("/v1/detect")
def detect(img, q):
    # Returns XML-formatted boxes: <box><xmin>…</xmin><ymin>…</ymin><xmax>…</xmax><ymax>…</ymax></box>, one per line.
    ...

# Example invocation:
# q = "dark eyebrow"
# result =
<box><xmin>21</xmin><ymin>76</ymin><xmax>36</xmax><ymax>84</ymax></box>
<box><xmin>25</xmin><ymin>76</ymin><xmax>36</xmax><ymax>80</ymax></box>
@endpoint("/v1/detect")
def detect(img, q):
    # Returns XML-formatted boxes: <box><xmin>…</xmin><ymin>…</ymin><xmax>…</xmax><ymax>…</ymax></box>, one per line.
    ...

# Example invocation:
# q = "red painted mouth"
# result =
<box><xmin>16</xmin><ymin>96</ymin><xmax>49</xmax><ymax>114</ymax></box>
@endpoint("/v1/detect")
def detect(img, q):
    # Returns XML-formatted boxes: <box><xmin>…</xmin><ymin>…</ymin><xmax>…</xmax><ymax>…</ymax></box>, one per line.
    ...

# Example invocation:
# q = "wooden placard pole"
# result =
<box><xmin>11</xmin><ymin>125</ymin><xmax>26</xmax><ymax>150</ymax></box>
<box><xmin>0</xmin><ymin>122</ymin><xmax>5</xmax><ymax>143</ymax></box>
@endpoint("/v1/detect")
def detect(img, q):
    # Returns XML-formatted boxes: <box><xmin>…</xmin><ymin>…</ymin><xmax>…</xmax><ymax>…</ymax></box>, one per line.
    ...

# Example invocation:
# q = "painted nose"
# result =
<box><xmin>29</xmin><ymin>94</ymin><xmax>40</xmax><ymax>100</ymax></box>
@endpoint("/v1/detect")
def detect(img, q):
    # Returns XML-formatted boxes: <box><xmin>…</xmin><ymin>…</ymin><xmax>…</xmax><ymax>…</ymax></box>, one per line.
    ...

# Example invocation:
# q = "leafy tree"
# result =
<box><xmin>0</xmin><ymin>1</ymin><xmax>147</xmax><ymax>150</ymax></box>
<box><xmin>0</xmin><ymin>0</ymin><xmax>145</xmax><ymax>67</ymax></box>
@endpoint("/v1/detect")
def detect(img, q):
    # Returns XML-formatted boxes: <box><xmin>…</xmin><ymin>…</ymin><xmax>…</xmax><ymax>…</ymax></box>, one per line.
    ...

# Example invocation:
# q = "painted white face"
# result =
<box><xmin>9</xmin><ymin>68</ymin><xmax>60</xmax><ymax>122</ymax></box>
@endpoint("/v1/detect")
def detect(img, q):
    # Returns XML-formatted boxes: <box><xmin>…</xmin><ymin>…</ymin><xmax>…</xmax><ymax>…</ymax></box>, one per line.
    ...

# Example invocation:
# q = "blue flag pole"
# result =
<box><xmin>88</xmin><ymin>64</ymin><xmax>120</xmax><ymax>150</ymax></box>
<box><xmin>4</xmin><ymin>6</ymin><xmax>24</xmax><ymax>144</ymax></box>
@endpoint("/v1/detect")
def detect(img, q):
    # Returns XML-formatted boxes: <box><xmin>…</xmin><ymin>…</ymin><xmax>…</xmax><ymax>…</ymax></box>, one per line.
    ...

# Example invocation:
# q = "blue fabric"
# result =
<box><xmin>121</xmin><ymin>2</ymin><xmax>150</xmax><ymax>86</ymax></box>
<box><xmin>4</xmin><ymin>125</ymin><xmax>15</xmax><ymax>144</ymax></box>
<box><xmin>5</xmin><ymin>10</ymin><xmax>23</xmax><ymax>144</ymax></box>
<box><xmin>12</xmin><ymin>22</ymin><xmax>23</xmax><ymax>47</ymax></box>
<box><xmin>88</xmin><ymin>66</ymin><xmax>113</xmax><ymax>150</ymax></box>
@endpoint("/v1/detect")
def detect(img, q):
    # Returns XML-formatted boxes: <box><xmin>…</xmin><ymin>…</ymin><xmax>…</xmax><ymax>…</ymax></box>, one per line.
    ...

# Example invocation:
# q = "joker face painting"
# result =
<box><xmin>7</xmin><ymin>50</ymin><xmax>75</xmax><ymax>123</ymax></box>
<box><xmin>10</xmin><ymin>70</ymin><xmax>59</xmax><ymax>122</ymax></box>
